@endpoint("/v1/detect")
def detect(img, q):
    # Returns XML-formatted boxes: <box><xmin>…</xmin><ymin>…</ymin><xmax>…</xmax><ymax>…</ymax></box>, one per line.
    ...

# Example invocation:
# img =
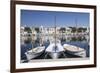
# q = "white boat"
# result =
<box><xmin>62</xmin><ymin>19</ymin><xmax>87</xmax><ymax>58</ymax></box>
<box><xmin>25</xmin><ymin>46</ymin><xmax>45</xmax><ymax>60</ymax></box>
<box><xmin>63</xmin><ymin>44</ymin><xmax>86</xmax><ymax>57</ymax></box>
<box><xmin>45</xmin><ymin>16</ymin><xmax>65</xmax><ymax>59</ymax></box>
<box><xmin>46</xmin><ymin>40</ymin><xmax>65</xmax><ymax>59</ymax></box>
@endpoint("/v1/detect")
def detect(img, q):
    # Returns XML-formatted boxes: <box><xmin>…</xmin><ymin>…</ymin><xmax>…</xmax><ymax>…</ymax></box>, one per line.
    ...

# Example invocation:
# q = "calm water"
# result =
<box><xmin>21</xmin><ymin>35</ymin><xmax>90</xmax><ymax>60</ymax></box>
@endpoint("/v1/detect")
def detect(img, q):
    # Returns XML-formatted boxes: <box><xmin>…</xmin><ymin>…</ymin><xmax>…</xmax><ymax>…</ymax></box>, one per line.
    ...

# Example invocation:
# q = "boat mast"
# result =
<box><xmin>75</xmin><ymin>18</ymin><xmax>79</xmax><ymax>50</ymax></box>
<box><xmin>75</xmin><ymin>18</ymin><xmax>78</xmax><ymax>36</ymax></box>
<box><xmin>55</xmin><ymin>16</ymin><xmax>56</xmax><ymax>46</ymax></box>
<box><xmin>54</xmin><ymin>16</ymin><xmax>57</xmax><ymax>52</ymax></box>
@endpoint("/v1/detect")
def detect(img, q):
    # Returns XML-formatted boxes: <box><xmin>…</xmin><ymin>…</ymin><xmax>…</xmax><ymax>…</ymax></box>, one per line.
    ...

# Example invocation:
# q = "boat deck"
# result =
<box><xmin>63</xmin><ymin>44</ymin><xmax>85</xmax><ymax>52</ymax></box>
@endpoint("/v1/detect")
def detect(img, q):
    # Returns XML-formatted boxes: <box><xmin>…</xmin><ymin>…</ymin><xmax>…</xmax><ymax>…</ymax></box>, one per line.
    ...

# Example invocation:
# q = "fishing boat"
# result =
<box><xmin>25</xmin><ymin>30</ymin><xmax>45</xmax><ymax>60</ymax></box>
<box><xmin>45</xmin><ymin>16</ymin><xmax>65</xmax><ymax>59</ymax></box>
<box><xmin>46</xmin><ymin>40</ymin><xmax>65</xmax><ymax>59</ymax></box>
<box><xmin>63</xmin><ymin>19</ymin><xmax>87</xmax><ymax>58</ymax></box>
<box><xmin>25</xmin><ymin>46</ymin><xmax>45</xmax><ymax>60</ymax></box>
<box><xmin>63</xmin><ymin>44</ymin><xmax>86</xmax><ymax>57</ymax></box>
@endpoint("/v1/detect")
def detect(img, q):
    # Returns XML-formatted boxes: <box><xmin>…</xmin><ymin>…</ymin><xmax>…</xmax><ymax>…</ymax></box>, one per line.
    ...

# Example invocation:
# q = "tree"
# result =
<box><xmin>59</xmin><ymin>27</ymin><xmax>66</xmax><ymax>40</ymax></box>
<box><xmin>35</xmin><ymin>27</ymin><xmax>40</xmax><ymax>33</ymax></box>
<box><xmin>77</xmin><ymin>27</ymin><xmax>87</xmax><ymax>32</ymax></box>
<box><xmin>77</xmin><ymin>27</ymin><xmax>83</xmax><ymax>32</ymax></box>
<box><xmin>69</xmin><ymin>27</ymin><xmax>77</xmax><ymax>33</ymax></box>
<box><xmin>59</xmin><ymin>27</ymin><xmax>66</xmax><ymax>33</ymax></box>
<box><xmin>24</xmin><ymin>27</ymin><xmax>32</xmax><ymax>33</ymax></box>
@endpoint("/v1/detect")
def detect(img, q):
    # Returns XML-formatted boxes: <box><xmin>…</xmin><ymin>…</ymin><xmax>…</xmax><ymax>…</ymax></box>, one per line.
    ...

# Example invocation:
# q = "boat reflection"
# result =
<box><xmin>21</xmin><ymin>34</ymin><xmax>89</xmax><ymax>62</ymax></box>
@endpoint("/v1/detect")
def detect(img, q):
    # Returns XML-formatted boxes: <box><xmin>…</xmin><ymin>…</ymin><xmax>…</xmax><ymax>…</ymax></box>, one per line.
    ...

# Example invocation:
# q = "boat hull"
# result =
<box><xmin>63</xmin><ymin>44</ymin><xmax>86</xmax><ymax>57</ymax></box>
<box><xmin>48</xmin><ymin>52</ymin><xmax>61</xmax><ymax>59</ymax></box>
<box><xmin>25</xmin><ymin>46</ymin><xmax>45</xmax><ymax>60</ymax></box>
<box><xmin>25</xmin><ymin>51</ymin><xmax>43</xmax><ymax>60</ymax></box>
<box><xmin>66</xmin><ymin>50</ymin><xmax>86</xmax><ymax>57</ymax></box>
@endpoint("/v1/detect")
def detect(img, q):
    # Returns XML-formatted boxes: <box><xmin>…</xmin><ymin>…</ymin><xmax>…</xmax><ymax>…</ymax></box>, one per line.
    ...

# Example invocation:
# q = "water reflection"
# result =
<box><xmin>21</xmin><ymin>34</ymin><xmax>89</xmax><ymax>61</ymax></box>
<box><xmin>21</xmin><ymin>35</ymin><xmax>89</xmax><ymax>45</ymax></box>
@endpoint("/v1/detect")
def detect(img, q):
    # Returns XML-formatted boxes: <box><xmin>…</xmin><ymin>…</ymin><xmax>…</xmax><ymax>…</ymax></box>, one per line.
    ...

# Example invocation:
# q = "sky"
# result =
<box><xmin>21</xmin><ymin>10</ymin><xmax>89</xmax><ymax>27</ymax></box>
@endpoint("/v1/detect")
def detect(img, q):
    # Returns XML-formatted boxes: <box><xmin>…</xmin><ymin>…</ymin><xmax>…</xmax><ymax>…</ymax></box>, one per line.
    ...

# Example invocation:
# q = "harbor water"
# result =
<box><xmin>21</xmin><ymin>35</ymin><xmax>90</xmax><ymax>61</ymax></box>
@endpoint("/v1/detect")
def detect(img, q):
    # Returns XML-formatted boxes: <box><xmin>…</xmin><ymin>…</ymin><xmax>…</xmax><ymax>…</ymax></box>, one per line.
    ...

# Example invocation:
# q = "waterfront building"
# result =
<box><xmin>21</xmin><ymin>25</ymin><xmax>89</xmax><ymax>40</ymax></box>
<box><xmin>20</xmin><ymin>26</ymin><xmax>25</xmax><ymax>36</ymax></box>
<box><xmin>65</xmin><ymin>27</ymin><xmax>71</xmax><ymax>34</ymax></box>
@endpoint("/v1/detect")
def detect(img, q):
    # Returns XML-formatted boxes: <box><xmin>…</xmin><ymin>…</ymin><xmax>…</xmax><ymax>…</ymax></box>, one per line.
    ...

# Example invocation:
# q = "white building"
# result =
<box><xmin>20</xmin><ymin>26</ymin><xmax>25</xmax><ymax>36</ymax></box>
<box><xmin>65</xmin><ymin>27</ymin><xmax>72</xmax><ymax>34</ymax></box>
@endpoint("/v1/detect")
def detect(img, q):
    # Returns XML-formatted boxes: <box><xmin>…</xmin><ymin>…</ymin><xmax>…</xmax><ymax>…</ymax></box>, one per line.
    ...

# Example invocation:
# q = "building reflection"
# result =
<box><xmin>20</xmin><ymin>26</ymin><xmax>90</xmax><ymax>62</ymax></box>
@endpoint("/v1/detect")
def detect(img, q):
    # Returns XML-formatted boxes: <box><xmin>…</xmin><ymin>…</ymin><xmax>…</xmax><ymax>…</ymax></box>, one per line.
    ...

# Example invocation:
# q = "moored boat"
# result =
<box><xmin>25</xmin><ymin>46</ymin><xmax>45</xmax><ymax>60</ymax></box>
<box><xmin>46</xmin><ymin>40</ymin><xmax>65</xmax><ymax>59</ymax></box>
<box><xmin>63</xmin><ymin>44</ymin><xmax>86</xmax><ymax>57</ymax></box>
